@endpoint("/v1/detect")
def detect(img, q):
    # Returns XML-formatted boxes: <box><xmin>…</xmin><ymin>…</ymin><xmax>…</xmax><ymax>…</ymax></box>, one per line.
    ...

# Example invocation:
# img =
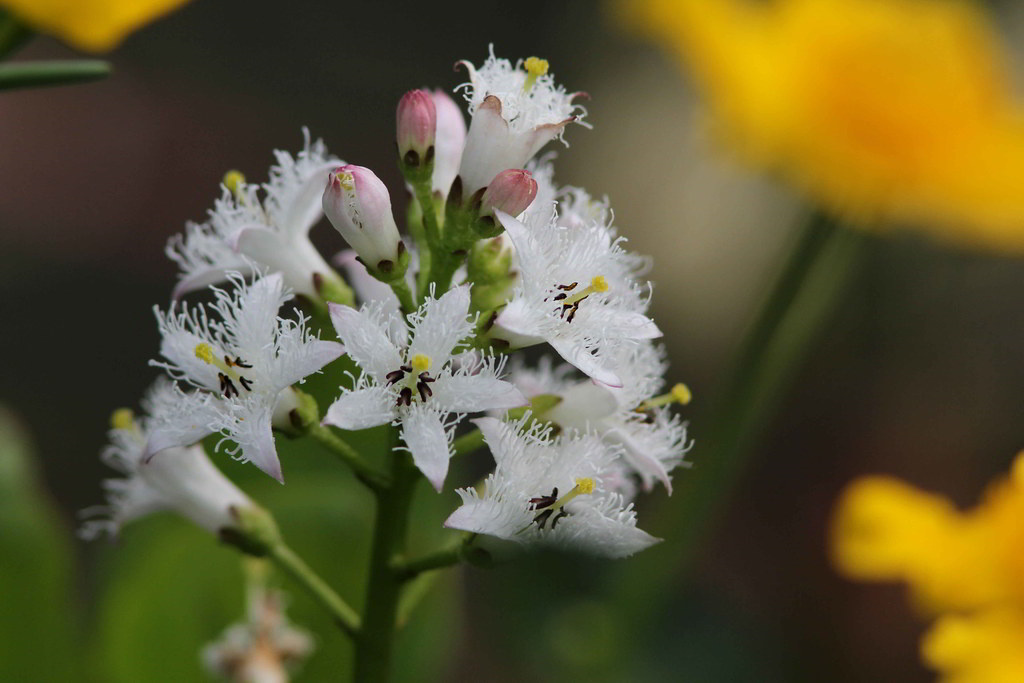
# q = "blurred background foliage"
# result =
<box><xmin>3</xmin><ymin>0</ymin><xmax>1024</xmax><ymax>680</ymax></box>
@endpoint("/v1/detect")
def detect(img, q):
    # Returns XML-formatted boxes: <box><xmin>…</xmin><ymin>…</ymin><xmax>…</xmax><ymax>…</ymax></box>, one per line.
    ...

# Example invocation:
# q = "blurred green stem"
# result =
<box><xmin>0</xmin><ymin>11</ymin><xmax>31</xmax><ymax>59</ymax></box>
<box><xmin>0</xmin><ymin>60</ymin><xmax>110</xmax><ymax>91</ymax></box>
<box><xmin>353</xmin><ymin>441</ymin><xmax>418</xmax><ymax>683</ymax></box>
<box><xmin>610</xmin><ymin>209</ymin><xmax>865</xmax><ymax>622</ymax></box>
<box><xmin>308</xmin><ymin>423</ymin><xmax>390</xmax><ymax>491</ymax></box>
<box><xmin>452</xmin><ymin>427</ymin><xmax>485</xmax><ymax>457</ymax></box>
<box><xmin>267</xmin><ymin>542</ymin><xmax>361</xmax><ymax>637</ymax></box>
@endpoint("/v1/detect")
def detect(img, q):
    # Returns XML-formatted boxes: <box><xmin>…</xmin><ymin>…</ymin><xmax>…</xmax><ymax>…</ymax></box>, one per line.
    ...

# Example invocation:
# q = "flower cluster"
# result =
<box><xmin>84</xmin><ymin>49</ymin><xmax>692</xmax><ymax>564</ymax></box>
<box><xmin>832</xmin><ymin>453</ymin><xmax>1024</xmax><ymax>681</ymax></box>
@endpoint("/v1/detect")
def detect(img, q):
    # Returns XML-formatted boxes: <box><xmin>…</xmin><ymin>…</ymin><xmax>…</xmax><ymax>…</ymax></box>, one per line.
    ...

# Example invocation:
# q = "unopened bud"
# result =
<box><xmin>323</xmin><ymin>165</ymin><xmax>406</xmax><ymax>277</ymax></box>
<box><xmin>480</xmin><ymin>169</ymin><xmax>537</xmax><ymax>218</ymax></box>
<box><xmin>397</xmin><ymin>89</ymin><xmax>436</xmax><ymax>171</ymax></box>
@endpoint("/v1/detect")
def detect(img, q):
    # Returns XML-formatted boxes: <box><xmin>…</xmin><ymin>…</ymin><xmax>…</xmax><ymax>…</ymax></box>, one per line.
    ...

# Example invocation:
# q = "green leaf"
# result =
<box><xmin>0</xmin><ymin>60</ymin><xmax>110</xmax><ymax>91</ymax></box>
<box><xmin>0</xmin><ymin>408</ymin><xmax>82</xmax><ymax>681</ymax></box>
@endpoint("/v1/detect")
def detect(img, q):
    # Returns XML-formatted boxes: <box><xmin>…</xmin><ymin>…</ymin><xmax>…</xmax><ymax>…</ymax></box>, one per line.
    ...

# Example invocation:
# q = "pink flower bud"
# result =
<box><xmin>323</xmin><ymin>165</ymin><xmax>403</xmax><ymax>272</ymax></box>
<box><xmin>396</xmin><ymin>89</ymin><xmax>436</xmax><ymax>166</ymax></box>
<box><xmin>479</xmin><ymin>169</ymin><xmax>538</xmax><ymax>218</ymax></box>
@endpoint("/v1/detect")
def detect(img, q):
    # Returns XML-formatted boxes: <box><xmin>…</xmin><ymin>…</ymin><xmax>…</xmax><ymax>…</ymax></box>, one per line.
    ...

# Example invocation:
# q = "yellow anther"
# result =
<box><xmin>410</xmin><ymin>354</ymin><xmax>431</xmax><ymax>373</ymax></box>
<box><xmin>575</xmin><ymin>477</ymin><xmax>595</xmax><ymax>495</ymax></box>
<box><xmin>194</xmin><ymin>342</ymin><xmax>215</xmax><ymax>364</ymax></box>
<box><xmin>336</xmin><ymin>170</ymin><xmax>354</xmax><ymax>192</ymax></box>
<box><xmin>523</xmin><ymin>56</ymin><xmax>550</xmax><ymax>92</ymax></box>
<box><xmin>110</xmin><ymin>408</ymin><xmax>135</xmax><ymax>431</ymax></box>
<box><xmin>524</xmin><ymin>56</ymin><xmax>549</xmax><ymax>77</ymax></box>
<box><xmin>671</xmin><ymin>383</ymin><xmax>692</xmax><ymax>405</ymax></box>
<box><xmin>561</xmin><ymin>274</ymin><xmax>611</xmax><ymax>308</ymax></box>
<box><xmin>222</xmin><ymin>170</ymin><xmax>245</xmax><ymax>197</ymax></box>
<box><xmin>591</xmin><ymin>275</ymin><xmax>609</xmax><ymax>293</ymax></box>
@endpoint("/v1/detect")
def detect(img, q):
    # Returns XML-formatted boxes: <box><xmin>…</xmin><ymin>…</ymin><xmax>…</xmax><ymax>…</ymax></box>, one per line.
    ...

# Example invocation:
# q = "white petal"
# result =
<box><xmin>401</xmin><ymin>406</ymin><xmax>451</xmax><ymax>492</ymax></box>
<box><xmin>229</xmin><ymin>272</ymin><xmax>288</xmax><ymax>358</ymax></box>
<box><xmin>280</xmin><ymin>161</ymin><xmax>336</xmax><ymax>238</ymax></box>
<box><xmin>323</xmin><ymin>386</ymin><xmax>394</xmax><ymax>430</ymax></box>
<box><xmin>144</xmin><ymin>394</ymin><xmax>220</xmax><ymax>459</ymax></box>
<box><xmin>226</xmin><ymin>403</ymin><xmax>284</xmax><ymax>483</ymax></box>
<box><xmin>274</xmin><ymin>339</ymin><xmax>344</xmax><ymax>389</ymax></box>
<box><xmin>431</xmin><ymin>375</ymin><xmax>526</xmax><ymax>414</ymax></box>
<box><xmin>407</xmin><ymin>286</ymin><xmax>472</xmax><ymax>365</ymax></box>
<box><xmin>491</xmin><ymin>299</ymin><xmax>545</xmax><ymax>348</ymax></box>
<box><xmin>603</xmin><ymin>311</ymin><xmax>662</xmax><ymax>340</ymax></box>
<box><xmin>171</xmin><ymin>262</ymin><xmax>252</xmax><ymax>301</ymax></box>
<box><xmin>547</xmin><ymin>380</ymin><xmax>620</xmax><ymax>427</ymax></box>
<box><xmin>605</xmin><ymin>425</ymin><xmax>673</xmax><ymax>493</ymax></box>
<box><xmin>328</xmin><ymin>302</ymin><xmax>404</xmax><ymax>383</ymax></box>
<box><xmin>549</xmin><ymin>337</ymin><xmax>622</xmax><ymax>388</ymax></box>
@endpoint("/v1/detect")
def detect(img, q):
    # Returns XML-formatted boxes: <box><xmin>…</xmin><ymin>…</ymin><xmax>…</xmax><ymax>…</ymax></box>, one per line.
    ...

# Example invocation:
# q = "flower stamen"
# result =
<box><xmin>525</xmin><ymin>477</ymin><xmax>596</xmax><ymax>530</ymax></box>
<box><xmin>387</xmin><ymin>354</ymin><xmax>436</xmax><ymax>406</ymax></box>
<box><xmin>549</xmin><ymin>275</ymin><xmax>609</xmax><ymax>323</ymax></box>
<box><xmin>636</xmin><ymin>383</ymin><xmax>692</xmax><ymax>414</ymax></box>
<box><xmin>523</xmin><ymin>56</ymin><xmax>549</xmax><ymax>93</ymax></box>
<box><xmin>194</xmin><ymin>342</ymin><xmax>255</xmax><ymax>398</ymax></box>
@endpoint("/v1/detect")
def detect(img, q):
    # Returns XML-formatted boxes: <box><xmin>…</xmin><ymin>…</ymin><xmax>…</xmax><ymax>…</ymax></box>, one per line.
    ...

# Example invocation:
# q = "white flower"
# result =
<box><xmin>323</xmin><ymin>287</ymin><xmax>526</xmax><ymax>491</ymax></box>
<box><xmin>80</xmin><ymin>380</ymin><xmax>255</xmax><ymax>539</ymax></box>
<box><xmin>203</xmin><ymin>587</ymin><xmax>313</xmax><ymax>683</ymax></box>
<box><xmin>444</xmin><ymin>417</ymin><xmax>659</xmax><ymax>558</ymax></box>
<box><xmin>455</xmin><ymin>48</ymin><xmax>587</xmax><ymax>196</ymax></box>
<box><xmin>149</xmin><ymin>272</ymin><xmax>343</xmax><ymax>482</ymax></box>
<box><xmin>509</xmin><ymin>345</ymin><xmax>691</xmax><ymax>495</ymax></box>
<box><xmin>491</xmin><ymin>208</ymin><xmax>661</xmax><ymax>387</ymax></box>
<box><xmin>166</xmin><ymin>130</ymin><xmax>342</xmax><ymax>299</ymax></box>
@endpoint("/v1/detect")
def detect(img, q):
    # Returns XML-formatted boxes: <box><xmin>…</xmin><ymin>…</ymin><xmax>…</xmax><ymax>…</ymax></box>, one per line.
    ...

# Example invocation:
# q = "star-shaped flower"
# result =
<box><xmin>323</xmin><ymin>286</ymin><xmax>526</xmax><ymax>490</ymax></box>
<box><xmin>80</xmin><ymin>379</ymin><xmax>255</xmax><ymax>539</ymax></box>
<box><xmin>167</xmin><ymin>130</ymin><xmax>344</xmax><ymax>300</ymax></box>
<box><xmin>444</xmin><ymin>417</ymin><xmax>660</xmax><ymax>558</ymax></box>
<box><xmin>492</xmin><ymin>207</ymin><xmax>661</xmax><ymax>387</ymax></box>
<box><xmin>149</xmin><ymin>272</ymin><xmax>343</xmax><ymax>482</ymax></box>
<box><xmin>455</xmin><ymin>49</ymin><xmax>588</xmax><ymax>196</ymax></box>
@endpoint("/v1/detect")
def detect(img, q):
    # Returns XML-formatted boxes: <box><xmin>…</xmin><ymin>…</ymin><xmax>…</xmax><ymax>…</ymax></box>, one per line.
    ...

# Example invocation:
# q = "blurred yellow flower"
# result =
<box><xmin>831</xmin><ymin>453</ymin><xmax>1024</xmax><ymax>679</ymax></box>
<box><xmin>623</xmin><ymin>0</ymin><xmax>1024</xmax><ymax>252</ymax></box>
<box><xmin>0</xmin><ymin>0</ymin><xmax>192</xmax><ymax>52</ymax></box>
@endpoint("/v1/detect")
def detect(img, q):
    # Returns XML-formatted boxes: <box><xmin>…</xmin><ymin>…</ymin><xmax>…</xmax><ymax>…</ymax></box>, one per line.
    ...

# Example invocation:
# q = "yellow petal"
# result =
<box><xmin>0</xmin><ymin>0</ymin><xmax>193</xmax><ymax>52</ymax></box>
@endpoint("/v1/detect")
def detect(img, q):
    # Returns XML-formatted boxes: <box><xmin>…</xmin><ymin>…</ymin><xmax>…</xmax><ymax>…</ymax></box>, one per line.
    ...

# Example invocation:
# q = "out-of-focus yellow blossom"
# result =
<box><xmin>0</xmin><ymin>0</ymin><xmax>192</xmax><ymax>52</ymax></box>
<box><xmin>922</xmin><ymin>609</ymin><xmax>1024</xmax><ymax>683</ymax></box>
<box><xmin>831</xmin><ymin>453</ymin><xmax>1024</xmax><ymax>679</ymax></box>
<box><xmin>622</xmin><ymin>0</ymin><xmax>1024</xmax><ymax>252</ymax></box>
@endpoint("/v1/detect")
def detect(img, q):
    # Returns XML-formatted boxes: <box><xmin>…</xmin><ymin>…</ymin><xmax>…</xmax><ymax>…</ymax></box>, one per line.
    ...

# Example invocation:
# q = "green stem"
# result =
<box><xmin>0</xmin><ymin>11</ymin><xmax>31</xmax><ymax>59</ymax></box>
<box><xmin>608</xmin><ymin>209</ymin><xmax>865</xmax><ymax>623</ymax></box>
<box><xmin>353</xmin><ymin>448</ymin><xmax>419</xmax><ymax>683</ymax></box>
<box><xmin>0</xmin><ymin>61</ymin><xmax>110</xmax><ymax>91</ymax></box>
<box><xmin>391</xmin><ymin>538</ymin><xmax>465</xmax><ymax>581</ymax></box>
<box><xmin>388</xmin><ymin>277</ymin><xmax>417</xmax><ymax>316</ymax></box>
<box><xmin>396</xmin><ymin>571</ymin><xmax>441</xmax><ymax>629</ymax></box>
<box><xmin>308</xmin><ymin>423</ymin><xmax>391</xmax><ymax>491</ymax></box>
<box><xmin>267</xmin><ymin>542</ymin><xmax>361</xmax><ymax>637</ymax></box>
<box><xmin>452</xmin><ymin>428</ymin><xmax>485</xmax><ymax>458</ymax></box>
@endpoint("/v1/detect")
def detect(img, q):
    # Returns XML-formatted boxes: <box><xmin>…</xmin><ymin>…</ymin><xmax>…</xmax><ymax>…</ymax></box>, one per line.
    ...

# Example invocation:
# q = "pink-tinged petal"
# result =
<box><xmin>231</xmin><ymin>407</ymin><xmax>284</xmax><ymax>483</ymax></box>
<box><xmin>401</xmin><ymin>406</ymin><xmax>451</xmax><ymax>492</ymax></box>
<box><xmin>327</xmin><ymin>302</ymin><xmax>403</xmax><ymax>383</ymax></box>
<box><xmin>431</xmin><ymin>375</ymin><xmax>526</xmax><ymax>414</ymax></box>
<box><xmin>549</xmin><ymin>337</ymin><xmax>622</xmax><ymax>388</ymax></box>
<box><xmin>522</xmin><ymin>116</ymin><xmax>576</xmax><ymax>160</ymax></box>
<box><xmin>323</xmin><ymin>386</ymin><xmax>394</xmax><ymax>431</ymax></box>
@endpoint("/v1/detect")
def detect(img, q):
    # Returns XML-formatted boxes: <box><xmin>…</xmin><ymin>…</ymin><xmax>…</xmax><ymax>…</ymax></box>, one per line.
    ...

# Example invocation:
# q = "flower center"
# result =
<box><xmin>547</xmin><ymin>275</ymin><xmax>609</xmax><ymax>323</ymax></box>
<box><xmin>523</xmin><ymin>56</ymin><xmax>549</xmax><ymax>92</ymax></box>
<box><xmin>526</xmin><ymin>477</ymin><xmax>595</xmax><ymax>530</ymax></box>
<box><xmin>194</xmin><ymin>342</ymin><xmax>254</xmax><ymax>398</ymax></box>
<box><xmin>384</xmin><ymin>353</ymin><xmax>436</xmax><ymax>407</ymax></box>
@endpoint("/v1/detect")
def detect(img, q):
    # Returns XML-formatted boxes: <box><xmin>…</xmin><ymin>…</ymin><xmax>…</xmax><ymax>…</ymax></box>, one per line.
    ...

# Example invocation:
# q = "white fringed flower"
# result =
<box><xmin>323</xmin><ymin>287</ymin><xmax>525</xmax><ymax>491</ymax></box>
<box><xmin>492</xmin><ymin>208</ymin><xmax>661</xmax><ymax>387</ymax></box>
<box><xmin>166</xmin><ymin>130</ymin><xmax>342</xmax><ymax>299</ymax></box>
<box><xmin>455</xmin><ymin>49</ymin><xmax>587</xmax><ymax>196</ymax></box>
<box><xmin>444</xmin><ymin>417</ymin><xmax>659</xmax><ymax>558</ymax></box>
<box><xmin>203</xmin><ymin>587</ymin><xmax>313</xmax><ymax>683</ymax></box>
<box><xmin>149</xmin><ymin>272</ymin><xmax>343</xmax><ymax>482</ymax></box>
<box><xmin>510</xmin><ymin>344</ymin><xmax>691</xmax><ymax>494</ymax></box>
<box><xmin>80</xmin><ymin>380</ymin><xmax>255</xmax><ymax>540</ymax></box>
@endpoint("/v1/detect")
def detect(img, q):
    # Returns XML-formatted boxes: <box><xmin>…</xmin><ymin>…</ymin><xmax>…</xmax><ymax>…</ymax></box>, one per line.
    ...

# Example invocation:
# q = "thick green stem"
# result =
<box><xmin>608</xmin><ymin>210</ymin><xmax>865</xmax><ymax>625</ymax></box>
<box><xmin>388</xmin><ymin>277</ymin><xmax>417</xmax><ymax>316</ymax></box>
<box><xmin>267</xmin><ymin>543</ymin><xmax>361</xmax><ymax>637</ymax></box>
<box><xmin>391</xmin><ymin>538</ymin><xmax>464</xmax><ymax>581</ymax></box>
<box><xmin>353</xmin><ymin>450</ymin><xmax>419</xmax><ymax>683</ymax></box>
<box><xmin>0</xmin><ymin>61</ymin><xmax>110</xmax><ymax>91</ymax></box>
<box><xmin>308</xmin><ymin>423</ymin><xmax>391</xmax><ymax>491</ymax></box>
<box><xmin>452</xmin><ymin>428</ymin><xmax>485</xmax><ymax>458</ymax></box>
